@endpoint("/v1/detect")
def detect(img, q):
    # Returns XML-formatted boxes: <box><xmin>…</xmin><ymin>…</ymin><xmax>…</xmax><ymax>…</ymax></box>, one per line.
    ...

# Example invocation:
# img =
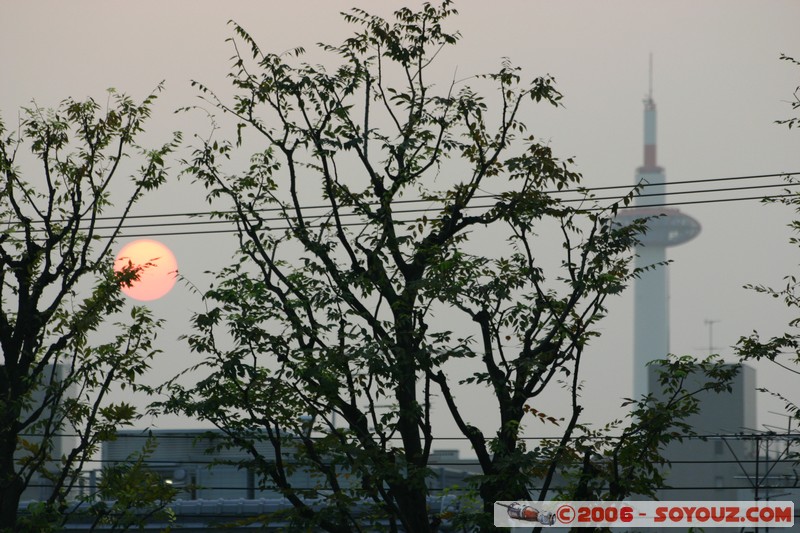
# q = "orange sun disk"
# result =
<box><xmin>114</xmin><ymin>239</ymin><xmax>178</xmax><ymax>301</ymax></box>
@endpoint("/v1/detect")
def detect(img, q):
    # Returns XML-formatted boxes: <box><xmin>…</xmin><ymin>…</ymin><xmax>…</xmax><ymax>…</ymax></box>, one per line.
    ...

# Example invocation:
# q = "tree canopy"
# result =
<box><xmin>0</xmin><ymin>88</ymin><xmax>179</xmax><ymax>531</ymax></box>
<box><xmin>155</xmin><ymin>3</ymin><xmax>735</xmax><ymax>531</ymax></box>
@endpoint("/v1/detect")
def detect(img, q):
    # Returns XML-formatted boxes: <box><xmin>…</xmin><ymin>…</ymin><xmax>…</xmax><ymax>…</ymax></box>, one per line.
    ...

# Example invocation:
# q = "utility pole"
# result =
<box><xmin>704</xmin><ymin>318</ymin><xmax>721</xmax><ymax>355</ymax></box>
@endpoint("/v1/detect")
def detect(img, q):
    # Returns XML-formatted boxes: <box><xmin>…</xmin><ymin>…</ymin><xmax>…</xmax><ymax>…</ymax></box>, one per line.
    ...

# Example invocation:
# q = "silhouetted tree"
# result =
<box><xmin>0</xmin><ymin>88</ymin><xmax>178</xmax><ymax>531</ymax></box>
<box><xmin>163</xmin><ymin>3</ymin><xmax>735</xmax><ymax>531</ymax></box>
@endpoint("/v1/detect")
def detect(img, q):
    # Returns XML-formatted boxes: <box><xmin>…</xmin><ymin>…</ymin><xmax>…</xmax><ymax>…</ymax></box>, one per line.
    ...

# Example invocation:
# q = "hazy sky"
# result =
<box><xmin>2</xmin><ymin>1</ymin><xmax>799</xmax><ymax>444</ymax></box>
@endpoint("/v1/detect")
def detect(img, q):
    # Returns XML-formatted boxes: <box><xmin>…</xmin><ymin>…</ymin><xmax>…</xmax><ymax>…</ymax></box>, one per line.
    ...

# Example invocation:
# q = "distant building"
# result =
<box><xmin>102</xmin><ymin>429</ymin><xmax>475</xmax><ymax>500</ymax></box>
<box><xmin>103</xmin><ymin>429</ymin><xmax>288</xmax><ymax>500</ymax></box>
<box><xmin>15</xmin><ymin>363</ymin><xmax>78</xmax><ymax>502</ymax></box>
<box><xmin>649</xmin><ymin>363</ymin><xmax>757</xmax><ymax>501</ymax></box>
<box><xmin>634</xmin><ymin>364</ymin><xmax>800</xmax><ymax>532</ymax></box>
<box><xmin>83</xmin><ymin>429</ymin><xmax>474</xmax><ymax>530</ymax></box>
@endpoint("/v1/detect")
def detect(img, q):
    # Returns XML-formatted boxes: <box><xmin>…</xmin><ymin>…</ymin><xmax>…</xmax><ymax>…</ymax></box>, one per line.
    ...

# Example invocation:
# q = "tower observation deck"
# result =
<box><xmin>614</xmin><ymin>90</ymin><xmax>701</xmax><ymax>400</ymax></box>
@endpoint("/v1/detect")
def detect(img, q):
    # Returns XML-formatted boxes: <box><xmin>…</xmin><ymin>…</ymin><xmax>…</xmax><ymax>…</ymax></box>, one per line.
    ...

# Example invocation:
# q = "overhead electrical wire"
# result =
<box><xmin>28</xmin><ymin>170</ymin><xmax>800</xmax><ymax>222</ymax></box>
<box><xmin>108</xmin><ymin>194</ymin><xmax>799</xmax><ymax>239</ymax></box>
<box><xmin>4</xmin><ymin>171</ymin><xmax>799</xmax><ymax>239</ymax></box>
<box><xmin>18</xmin><ymin>177</ymin><xmax>800</xmax><ymax>231</ymax></box>
<box><xmin>21</xmin><ymin>431</ymin><xmax>795</xmax><ymax>441</ymax></box>
<box><xmin>99</xmin><ymin>171</ymin><xmax>800</xmax><ymax>238</ymax></box>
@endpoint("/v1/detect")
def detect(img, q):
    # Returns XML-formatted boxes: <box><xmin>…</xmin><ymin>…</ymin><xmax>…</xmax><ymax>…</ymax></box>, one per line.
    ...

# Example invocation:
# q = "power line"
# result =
<box><xmin>4</xmin><ymin>171</ymin><xmax>799</xmax><ymax>239</ymax></box>
<box><xmin>17</xmin><ymin>178</ymin><xmax>800</xmax><ymax>234</ymax></box>
<box><xmin>22</xmin><ymin>457</ymin><xmax>800</xmax><ymax>467</ymax></box>
<box><xmin>22</xmin><ymin>432</ymin><xmax>800</xmax><ymax>441</ymax></box>
<box><xmin>106</xmin><ymin>169</ymin><xmax>800</xmax><ymax>221</ymax></box>
<box><xmin>9</xmin><ymin>171</ymin><xmax>800</xmax><ymax>224</ymax></box>
<box><xmin>106</xmin><ymin>193</ymin><xmax>799</xmax><ymax>239</ymax></box>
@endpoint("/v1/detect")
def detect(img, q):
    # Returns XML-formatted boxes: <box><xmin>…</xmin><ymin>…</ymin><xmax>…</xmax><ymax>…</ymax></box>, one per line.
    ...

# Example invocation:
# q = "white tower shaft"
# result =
<box><xmin>633</xmin><ymin>95</ymin><xmax>669</xmax><ymax>400</ymax></box>
<box><xmin>633</xmin><ymin>246</ymin><xmax>669</xmax><ymax>399</ymax></box>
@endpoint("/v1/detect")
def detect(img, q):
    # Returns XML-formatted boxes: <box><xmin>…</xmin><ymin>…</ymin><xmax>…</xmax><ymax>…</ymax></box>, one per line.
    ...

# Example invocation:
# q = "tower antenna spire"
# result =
<box><xmin>648</xmin><ymin>53</ymin><xmax>653</xmax><ymax>100</ymax></box>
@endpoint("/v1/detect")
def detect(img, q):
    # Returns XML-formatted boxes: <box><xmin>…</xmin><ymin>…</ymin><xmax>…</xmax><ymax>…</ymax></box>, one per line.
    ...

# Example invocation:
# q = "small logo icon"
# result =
<box><xmin>495</xmin><ymin>502</ymin><xmax>557</xmax><ymax>525</ymax></box>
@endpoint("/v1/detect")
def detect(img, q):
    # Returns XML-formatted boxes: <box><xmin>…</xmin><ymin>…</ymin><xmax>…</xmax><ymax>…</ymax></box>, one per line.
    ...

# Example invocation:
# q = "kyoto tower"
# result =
<box><xmin>618</xmin><ymin>68</ymin><xmax>701</xmax><ymax>399</ymax></box>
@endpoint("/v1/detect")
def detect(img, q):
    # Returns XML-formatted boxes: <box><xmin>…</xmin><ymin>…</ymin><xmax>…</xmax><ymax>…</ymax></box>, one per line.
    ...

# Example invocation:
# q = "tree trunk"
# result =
<box><xmin>393</xmin><ymin>483</ymin><xmax>432</xmax><ymax>533</ymax></box>
<box><xmin>0</xmin><ymin>431</ymin><xmax>23</xmax><ymax>532</ymax></box>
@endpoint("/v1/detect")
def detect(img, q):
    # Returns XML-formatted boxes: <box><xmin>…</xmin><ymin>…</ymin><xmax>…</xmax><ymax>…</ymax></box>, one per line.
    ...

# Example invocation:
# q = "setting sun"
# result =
<box><xmin>114</xmin><ymin>239</ymin><xmax>178</xmax><ymax>301</ymax></box>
